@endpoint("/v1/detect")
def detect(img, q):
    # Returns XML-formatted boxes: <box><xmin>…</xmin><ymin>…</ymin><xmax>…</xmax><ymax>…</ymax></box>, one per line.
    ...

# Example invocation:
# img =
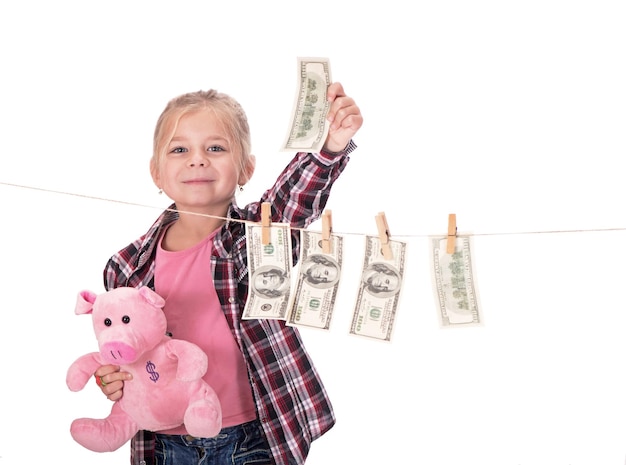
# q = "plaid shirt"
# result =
<box><xmin>103</xmin><ymin>143</ymin><xmax>355</xmax><ymax>465</ymax></box>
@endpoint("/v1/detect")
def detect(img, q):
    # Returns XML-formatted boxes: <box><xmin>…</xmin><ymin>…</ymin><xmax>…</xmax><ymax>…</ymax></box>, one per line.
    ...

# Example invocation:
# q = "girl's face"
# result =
<box><xmin>153</xmin><ymin>109</ymin><xmax>247</xmax><ymax>215</ymax></box>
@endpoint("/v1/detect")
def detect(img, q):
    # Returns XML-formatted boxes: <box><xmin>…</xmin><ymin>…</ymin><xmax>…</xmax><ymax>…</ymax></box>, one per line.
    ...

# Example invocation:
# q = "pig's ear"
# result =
<box><xmin>75</xmin><ymin>290</ymin><xmax>97</xmax><ymax>315</ymax></box>
<box><xmin>138</xmin><ymin>286</ymin><xmax>165</xmax><ymax>309</ymax></box>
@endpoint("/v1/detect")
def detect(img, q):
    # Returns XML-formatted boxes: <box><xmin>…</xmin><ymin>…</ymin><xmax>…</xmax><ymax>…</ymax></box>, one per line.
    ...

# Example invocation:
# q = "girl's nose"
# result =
<box><xmin>188</xmin><ymin>149</ymin><xmax>208</xmax><ymax>167</ymax></box>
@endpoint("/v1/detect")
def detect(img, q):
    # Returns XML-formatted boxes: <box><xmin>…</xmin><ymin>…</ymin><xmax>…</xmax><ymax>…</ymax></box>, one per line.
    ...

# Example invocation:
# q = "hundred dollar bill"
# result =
<box><xmin>281</xmin><ymin>57</ymin><xmax>332</xmax><ymax>153</ymax></box>
<box><xmin>243</xmin><ymin>223</ymin><xmax>293</xmax><ymax>320</ymax></box>
<box><xmin>349</xmin><ymin>236</ymin><xmax>406</xmax><ymax>341</ymax></box>
<box><xmin>286</xmin><ymin>230</ymin><xmax>343</xmax><ymax>330</ymax></box>
<box><xmin>430</xmin><ymin>235</ymin><xmax>481</xmax><ymax>327</ymax></box>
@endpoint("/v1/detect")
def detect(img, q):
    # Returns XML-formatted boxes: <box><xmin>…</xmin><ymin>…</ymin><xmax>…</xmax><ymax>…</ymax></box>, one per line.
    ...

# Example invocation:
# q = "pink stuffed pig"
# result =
<box><xmin>66</xmin><ymin>286</ymin><xmax>222</xmax><ymax>452</ymax></box>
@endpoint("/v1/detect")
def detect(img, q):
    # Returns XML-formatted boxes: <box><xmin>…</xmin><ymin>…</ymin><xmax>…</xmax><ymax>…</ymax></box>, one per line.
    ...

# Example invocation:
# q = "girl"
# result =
<box><xmin>94</xmin><ymin>81</ymin><xmax>362</xmax><ymax>465</ymax></box>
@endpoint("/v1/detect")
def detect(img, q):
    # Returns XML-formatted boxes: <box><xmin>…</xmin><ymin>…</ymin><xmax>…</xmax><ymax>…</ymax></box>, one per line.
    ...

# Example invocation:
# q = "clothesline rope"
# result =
<box><xmin>2</xmin><ymin>180</ymin><xmax>625</xmax><ymax>238</ymax></box>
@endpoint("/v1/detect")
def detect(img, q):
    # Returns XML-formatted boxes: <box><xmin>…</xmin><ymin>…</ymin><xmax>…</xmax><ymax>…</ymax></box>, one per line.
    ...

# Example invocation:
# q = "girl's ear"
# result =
<box><xmin>239</xmin><ymin>155</ymin><xmax>256</xmax><ymax>185</ymax></box>
<box><xmin>150</xmin><ymin>158</ymin><xmax>161</xmax><ymax>188</ymax></box>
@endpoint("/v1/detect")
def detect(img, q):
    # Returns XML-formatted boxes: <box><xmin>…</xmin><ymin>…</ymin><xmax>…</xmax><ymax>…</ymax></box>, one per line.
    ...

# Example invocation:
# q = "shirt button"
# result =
<box><xmin>228</xmin><ymin>297</ymin><xmax>235</xmax><ymax>303</ymax></box>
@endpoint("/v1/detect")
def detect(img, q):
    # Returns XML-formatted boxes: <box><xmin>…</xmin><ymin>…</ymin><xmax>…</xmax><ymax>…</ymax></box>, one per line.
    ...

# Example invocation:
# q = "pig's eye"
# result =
<box><xmin>104</xmin><ymin>318</ymin><xmax>112</xmax><ymax>327</ymax></box>
<box><xmin>122</xmin><ymin>315</ymin><xmax>130</xmax><ymax>324</ymax></box>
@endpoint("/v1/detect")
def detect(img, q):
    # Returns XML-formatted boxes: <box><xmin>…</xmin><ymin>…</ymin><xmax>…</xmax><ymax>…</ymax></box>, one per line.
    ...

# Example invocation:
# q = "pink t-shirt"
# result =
<box><xmin>154</xmin><ymin>229</ymin><xmax>257</xmax><ymax>433</ymax></box>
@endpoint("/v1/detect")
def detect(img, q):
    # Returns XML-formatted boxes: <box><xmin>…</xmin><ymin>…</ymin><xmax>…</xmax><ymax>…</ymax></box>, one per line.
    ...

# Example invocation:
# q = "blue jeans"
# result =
<box><xmin>154</xmin><ymin>420</ymin><xmax>273</xmax><ymax>465</ymax></box>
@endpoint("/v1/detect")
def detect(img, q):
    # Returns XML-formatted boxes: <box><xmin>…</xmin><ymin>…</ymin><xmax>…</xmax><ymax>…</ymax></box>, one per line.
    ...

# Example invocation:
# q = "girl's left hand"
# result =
<box><xmin>323</xmin><ymin>82</ymin><xmax>363</xmax><ymax>153</ymax></box>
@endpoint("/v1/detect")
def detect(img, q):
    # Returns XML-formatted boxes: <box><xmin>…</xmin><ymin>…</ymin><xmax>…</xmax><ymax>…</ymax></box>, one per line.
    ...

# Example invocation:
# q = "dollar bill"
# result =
<box><xmin>430</xmin><ymin>235</ymin><xmax>481</xmax><ymax>327</ymax></box>
<box><xmin>281</xmin><ymin>57</ymin><xmax>332</xmax><ymax>153</ymax></box>
<box><xmin>243</xmin><ymin>223</ymin><xmax>293</xmax><ymax>320</ymax></box>
<box><xmin>349</xmin><ymin>236</ymin><xmax>407</xmax><ymax>341</ymax></box>
<box><xmin>286</xmin><ymin>230</ymin><xmax>343</xmax><ymax>330</ymax></box>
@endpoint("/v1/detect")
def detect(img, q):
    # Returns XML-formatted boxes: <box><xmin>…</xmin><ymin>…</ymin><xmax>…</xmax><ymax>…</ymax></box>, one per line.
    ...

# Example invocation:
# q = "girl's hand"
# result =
<box><xmin>94</xmin><ymin>364</ymin><xmax>132</xmax><ymax>402</ymax></box>
<box><xmin>323</xmin><ymin>82</ymin><xmax>364</xmax><ymax>153</ymax></box>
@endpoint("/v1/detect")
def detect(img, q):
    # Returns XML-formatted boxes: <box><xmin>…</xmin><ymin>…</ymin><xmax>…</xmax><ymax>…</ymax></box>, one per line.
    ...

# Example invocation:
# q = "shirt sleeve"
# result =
<box><xmin>258</xmin><ymin>140</ymin><xmax>356</xmax><ymax>229</ymax></box>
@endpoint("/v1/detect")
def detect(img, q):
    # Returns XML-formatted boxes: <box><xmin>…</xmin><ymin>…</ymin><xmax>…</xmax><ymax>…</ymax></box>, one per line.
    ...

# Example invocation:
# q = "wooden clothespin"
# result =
<box><xmin>261</xmin><ymin>202</ymin><xmax>271</xmax><ymax>245</ymax></box>
<box><xmin>321</xmin><ymin>210</ymin><xmax>332</xmax><ymax>254</ymax></box>
<box><xmin>375</xmin><ymin>212</ymin><xmax>393</xmax><ymax>260</ymax></box>
<box><xmin>446</xmin><ymin>213</ymin><xmax>457</xmax><ymax>254</ymax></box>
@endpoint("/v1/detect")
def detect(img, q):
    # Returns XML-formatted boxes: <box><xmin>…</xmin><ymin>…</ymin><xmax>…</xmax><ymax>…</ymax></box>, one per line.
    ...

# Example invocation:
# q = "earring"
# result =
<box><xmin>238</xmin><ymin>185</ymin><xmax>244</xmax><ymax>192</ymax></box>
<box><xmin>158</xmin><ymin>188</ymin><xmax>163</xmax><ymax>195</ymax></box>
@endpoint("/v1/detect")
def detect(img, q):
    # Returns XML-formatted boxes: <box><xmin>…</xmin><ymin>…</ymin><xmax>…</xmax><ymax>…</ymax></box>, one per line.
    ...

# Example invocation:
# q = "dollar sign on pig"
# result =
<box><xmin>146</xmin><ymin>360</ymin><xmax>160</xmax><ymax>383</ymax></box>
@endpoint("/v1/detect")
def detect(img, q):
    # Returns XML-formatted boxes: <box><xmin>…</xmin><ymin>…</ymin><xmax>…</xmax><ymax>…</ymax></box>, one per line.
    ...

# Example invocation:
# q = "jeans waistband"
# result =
<box><xmin>154</xmin><ymin>419</ymin><xmax>260</xmax><ymax>445</ymax></box>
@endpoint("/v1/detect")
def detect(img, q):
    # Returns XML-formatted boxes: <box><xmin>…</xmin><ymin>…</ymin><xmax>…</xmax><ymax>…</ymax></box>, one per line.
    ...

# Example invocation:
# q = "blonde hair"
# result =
<box><xmin>151</xmin><ymin>89</ymin><xmax>252</xmax><ymax>178</ymax></box>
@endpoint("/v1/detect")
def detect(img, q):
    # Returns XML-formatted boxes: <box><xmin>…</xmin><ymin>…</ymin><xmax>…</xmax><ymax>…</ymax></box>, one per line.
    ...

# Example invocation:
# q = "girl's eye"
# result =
<box><xmin>170</xmin><ymin>147</ymin><xmax>187</xmax><ymax>154</ymax></box>
<box><xmin>207</xmin><ymin>145</ymin><xmax>225</xmax><ymax>153</ymax></box>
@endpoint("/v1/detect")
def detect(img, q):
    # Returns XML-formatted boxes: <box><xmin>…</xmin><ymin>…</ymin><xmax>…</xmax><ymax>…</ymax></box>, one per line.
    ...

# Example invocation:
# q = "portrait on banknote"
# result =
<box><xmin>300</xmin><ymin>254</ymin><xmax>341</xmax><ymax>289</ymax></box>
<box><xmin>251</xmin><ymin>265</ymin><xmax>291</xmax><ymax>299</ymax></box>
<box><xmin>361</xmin><ymin>262</ymin><xmax>402</xmax><ymax>298</ymax></box>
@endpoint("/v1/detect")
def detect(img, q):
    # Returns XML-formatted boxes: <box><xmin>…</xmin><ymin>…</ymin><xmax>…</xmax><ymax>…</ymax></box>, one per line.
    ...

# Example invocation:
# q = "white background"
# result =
<box><xmin>1</xmin><ymin>1</ymin><xmax>626</xmax><ymax>464</ymax></box>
